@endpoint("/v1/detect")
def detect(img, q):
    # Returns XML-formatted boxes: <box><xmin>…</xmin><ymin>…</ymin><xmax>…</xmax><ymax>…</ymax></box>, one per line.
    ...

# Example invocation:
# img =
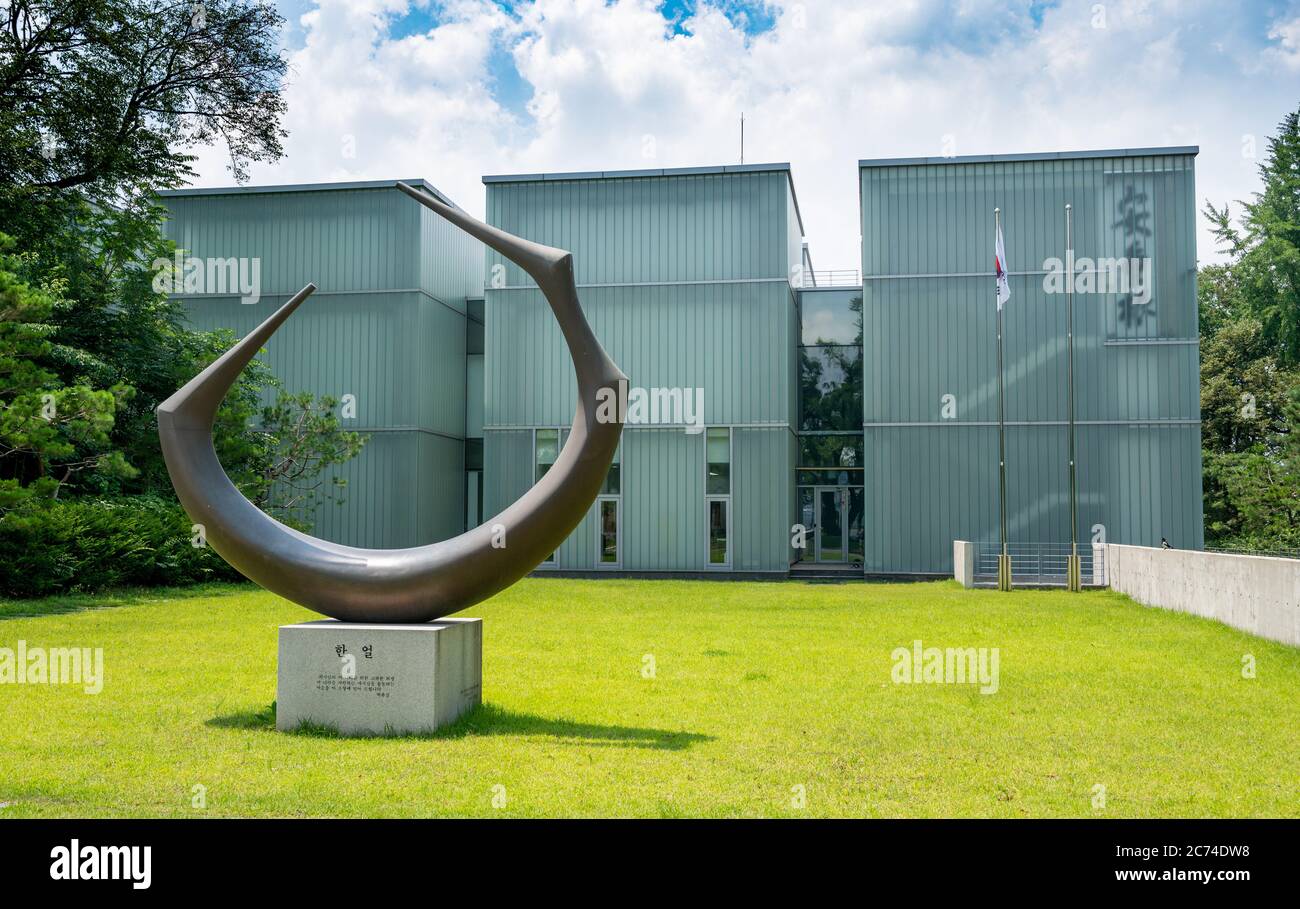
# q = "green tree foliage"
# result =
<box><xmin>1</xmin><ymin>0</ymin><xmax>287</xmax><ymax>197</ymax></box>
<box><xmin>1200</xmin><ymin>105</ymin><xmax>1300</xmax><ymax>549</ymax></box>
<box><xmin>1204</xmin><ymin>106</ymin><xmax>1300</xmax><ymax>368</ymax></box>
<box><xmin>248</xmin><ymin>390</ymin><xmax>369</xmax><ymax>525</ymax></box>
<box><xmin>0</xmin><ymin>233</ymin><xmax>134</xmax><ymax>505</ymax></box>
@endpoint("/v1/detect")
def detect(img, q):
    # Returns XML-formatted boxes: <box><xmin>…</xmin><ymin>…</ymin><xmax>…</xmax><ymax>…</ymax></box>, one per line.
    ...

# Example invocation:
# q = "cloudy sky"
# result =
<box><xmin>187</xmin><ymin>0</ymin><xmax>1300</xmax><ymax>269</ymax></box>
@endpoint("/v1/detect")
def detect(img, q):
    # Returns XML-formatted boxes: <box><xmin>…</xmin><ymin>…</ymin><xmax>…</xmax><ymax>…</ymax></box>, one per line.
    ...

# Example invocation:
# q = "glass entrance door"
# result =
<box><xmin>816</xmin><ymin>488</ymin><xmax>846</xmax><ymax>562</ymax></box>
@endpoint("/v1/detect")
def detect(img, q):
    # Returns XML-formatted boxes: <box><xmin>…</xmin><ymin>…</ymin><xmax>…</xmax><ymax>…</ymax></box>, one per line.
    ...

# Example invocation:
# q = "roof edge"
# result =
<box><xmin>481</xmin><ymin>162</ymin><xmax>792</xmax><ymax>184</ymax></box>
<box><xmin>857</xmin><ymin>146</ymin><xmax>1199</xmax><ymax>168</ymax></box>
<box><xmin>155</xmin><ymin>178</ymin><xmax>460</xmax><ymax>209</ymax></box>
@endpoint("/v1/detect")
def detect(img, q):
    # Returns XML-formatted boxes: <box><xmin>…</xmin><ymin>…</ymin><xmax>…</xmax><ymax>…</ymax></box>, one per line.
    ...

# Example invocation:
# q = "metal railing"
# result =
<box><xmin>973</xmin><ymin>541</ymin><xmax>1107</xmax><ymax>587</ymax></box>
<box><xmin>802</xmin><ymin>269</ymin><xmax>861</xmax><ymax>288</ymax></box>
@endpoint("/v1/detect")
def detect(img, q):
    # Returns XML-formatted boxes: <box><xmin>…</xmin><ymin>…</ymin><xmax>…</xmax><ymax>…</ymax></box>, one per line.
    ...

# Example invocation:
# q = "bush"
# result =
<box><xmin>0</xmin><ymin>496</ymin><xmax>241</xmax><ymax>598</ymax></box>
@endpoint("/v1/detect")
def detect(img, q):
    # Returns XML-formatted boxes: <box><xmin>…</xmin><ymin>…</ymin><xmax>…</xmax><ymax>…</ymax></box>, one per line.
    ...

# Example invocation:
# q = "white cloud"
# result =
<box><xmin>185</xmin><ymin>0</ymin><xmax>1300</xmax><ymax>269</ymax></box>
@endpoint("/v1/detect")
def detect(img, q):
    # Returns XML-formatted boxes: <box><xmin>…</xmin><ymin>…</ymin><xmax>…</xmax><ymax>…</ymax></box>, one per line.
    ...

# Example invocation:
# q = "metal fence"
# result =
<box><xmin>973</xmin><ymin>541</ymin><xmax>1107</xmax><ymax>587</ymax></box>
<box><xmin>1205</xmin><ymin>546</ymin><xmax>1300</xmax><ymax>561</ymax></box>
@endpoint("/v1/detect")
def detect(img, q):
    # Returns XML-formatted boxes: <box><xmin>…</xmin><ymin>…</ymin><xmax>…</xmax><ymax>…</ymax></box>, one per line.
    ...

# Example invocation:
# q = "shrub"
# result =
<box><xmin>0</xmin><ymin>496</ymin><xmax>240</xmax><ymax>598</ymax></box>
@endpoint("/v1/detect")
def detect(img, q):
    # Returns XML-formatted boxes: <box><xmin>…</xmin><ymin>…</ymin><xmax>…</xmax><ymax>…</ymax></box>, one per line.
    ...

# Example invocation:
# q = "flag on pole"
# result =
<box><xmin>994</xmin><ymin>221</ymin><xmax>1011</xmax><ymax>310</ymax></box>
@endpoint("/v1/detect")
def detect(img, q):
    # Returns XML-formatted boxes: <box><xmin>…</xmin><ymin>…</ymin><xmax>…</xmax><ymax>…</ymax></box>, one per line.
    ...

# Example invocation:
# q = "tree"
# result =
<box><xmin>1203</xmin><ymin>106</ymin><xmax>1300</xmax><ymax>367</ymax></box>
<box><xmin>0</xmin><ymin>232</ymin><xmax>134</xmax><ymax>506</ymax></box>
<box><xmin>0</xmin><ymin>0</ymin><xmax>287</xmax><ymax>199</ymax></box>
<box><xmin>247</xmin><ymin>388</ymin><xmax>369</xmax><ymax>527</ymax></box>
<box><xmin>1207</xmin><ymin>386</ymin><xmax>1300</xmax><ymax>549</ymax></box>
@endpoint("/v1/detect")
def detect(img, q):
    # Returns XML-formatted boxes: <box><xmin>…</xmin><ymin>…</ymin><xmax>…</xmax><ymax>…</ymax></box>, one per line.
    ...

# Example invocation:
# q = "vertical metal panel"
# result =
<box><xmin>483</xmin><ymin>429</ymin><xmax>533</xmax><ymax>522</ymax></box>
<box><xmin>161</xmin><ymin>184</ymin><xmax>478</xmax><ymax>549</ymax></box>
<box><xmin>291</xmin><ymin>430</ymin><xmax>462</xmax><ymax>549</ymax></box>
<box><xmin>485</xmin><ymin>171</ymin><xmax>789</xmax><ymax>286</ymax></box>
<box><xmin>860</xmin><ymin>152</ymin><xmax>1202</xmax><ymax>573</ymax></box>
<box><xmin>480</xmin><ymin>169</ymin><xmax>801</xmax><ymax>572</ymax></box>
<box><xmin>622</xmin><ymin>429</ymin><xmax>705</xmax><ymax>570</ymax></box>
<box><xmin>419</xmin><ymin>203</ymin><xmax>484</xmax><ymax>309</ymax></box>
<box><xmin>466</xmin><ymin>355</ymin><xmax>484</xmax><ymax>437</ymax></box>
<box><xmin>484</xmin><ymin>283</ymin><xmax>793</xmax><ymax>427</ymax></box>
<box><xmin>163</xmin><ymin>186</ymin><xmax>421</xmax><ymax>296</ymax></box>
<box><xmin>179</xmin><ymin>292</ymin><xmax>464</xmax><ymax>436</ymax></box>
<box><xmin>731</xmin><ymin>427</ymin><xmax>794</xmax><ymax>571</ymax></box>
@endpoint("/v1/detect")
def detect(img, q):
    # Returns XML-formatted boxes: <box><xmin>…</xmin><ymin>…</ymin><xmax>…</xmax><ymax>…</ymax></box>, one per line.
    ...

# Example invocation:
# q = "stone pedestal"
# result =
<box><xmin>276</xmin><ymin>618</ymin><xmax>482</xmax><ymax>735</ymax></box>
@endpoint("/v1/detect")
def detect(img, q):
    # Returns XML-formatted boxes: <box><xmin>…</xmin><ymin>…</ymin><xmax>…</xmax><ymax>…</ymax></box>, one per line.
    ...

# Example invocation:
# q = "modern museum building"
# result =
<box><xmin>159</xmin><ymin>146</ymin><xmax>1203</xmax><ymax>578</ymax></box>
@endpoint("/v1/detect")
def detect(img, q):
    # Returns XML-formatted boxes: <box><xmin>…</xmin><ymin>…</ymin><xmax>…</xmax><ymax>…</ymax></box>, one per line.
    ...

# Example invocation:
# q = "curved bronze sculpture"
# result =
<box><xmin>157</xmin><ymin>181</ymin><xmax>626</xmax><ymax>623</ymax></box>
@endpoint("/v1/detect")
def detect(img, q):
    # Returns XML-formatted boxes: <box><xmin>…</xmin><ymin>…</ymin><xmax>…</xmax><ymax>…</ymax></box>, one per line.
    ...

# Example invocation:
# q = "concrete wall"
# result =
<box><xmin>953</xmin><ymin>541</ymin><xmax>975</xmax><ymax>588</ymax></box>
<box><xmin>1107</xmin><ymin>544</ymin><xmax>1300</xmax><ymax>646</ymax></box>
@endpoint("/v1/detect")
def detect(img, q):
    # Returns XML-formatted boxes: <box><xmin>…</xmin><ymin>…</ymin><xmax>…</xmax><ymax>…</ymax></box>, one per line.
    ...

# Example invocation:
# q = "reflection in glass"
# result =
<box><xmin>535</xmin><ymin>428</ymin><xmax>559</xmax><ymax>482</ymax></box>
<box><xmin>707</xmin><ymin>428</ymin><xmax>730</xmax><ymax>495</ymax></box>
<box><xmin>708</xmin><ymin>499</ymin><xmax>728</xmax><ymax>565</ymax></box>
<box><xmin>799</xmin><ymin>434</ymin><xmax>863</xmax><ymax>469</ymax></box>
<box><xmin>818</xmin><ymin>489</ymin><xmax>844</xmax><ymax>562</ymax></box>
<box><xmin>847</xmin><ymin>487</ymin><xmax>865</xmax><ymax>564</ymax></box>
<box><xmin>800</xmin><ymin>290</ymin><xmax>863</xmax><ymax>346</ymax></box>
<box><xmin>799</xmin><ymin>345</ymin><xmax>863</xmax><ymax>431</ymax></box>
<box><xmin>599</xmin><ymin>499</ymin><xmax>618</xmax><ymax>565</ymax></box>
<box><xmin>601</xmin><ymin>442</ymin><xmax>621</xmax><ymax>495</ymax></box>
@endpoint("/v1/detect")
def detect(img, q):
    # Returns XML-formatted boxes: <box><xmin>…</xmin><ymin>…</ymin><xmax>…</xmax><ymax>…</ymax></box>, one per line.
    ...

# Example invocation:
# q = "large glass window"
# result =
<box><xmin>706</xmin><ymin>428</ymin><xmax>730</xmax><ymax>495</ymax></box>
<box><xmin>800</xmin><ymin>289</ymin><xmax>863</xmax><ymax>346</ymax></box>
<box><xmin>799</xmin><ymin>290</ymin><xmax>863</xmax><ymax>433</ymax></box>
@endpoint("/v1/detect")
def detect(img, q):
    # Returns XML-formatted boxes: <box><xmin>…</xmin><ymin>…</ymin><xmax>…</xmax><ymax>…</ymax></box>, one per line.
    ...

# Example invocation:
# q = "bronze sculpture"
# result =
<box><xmin>156</xmin><ymin>181</ymin><xmax>626</xmax><ymax>622</ymax></box>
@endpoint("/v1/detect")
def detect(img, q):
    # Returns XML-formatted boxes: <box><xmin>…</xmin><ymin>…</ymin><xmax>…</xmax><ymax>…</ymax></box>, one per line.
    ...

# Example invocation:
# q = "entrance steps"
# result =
<box><xmin>789</xmin><ymin>561</ymin><xmax>864</xmax><ymax>581</ymax></box>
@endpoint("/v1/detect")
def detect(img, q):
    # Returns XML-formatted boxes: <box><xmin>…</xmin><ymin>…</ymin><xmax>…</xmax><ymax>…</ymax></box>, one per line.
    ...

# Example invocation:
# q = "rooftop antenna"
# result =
<box><xmin>740</xmin><ymin>112</ymin><xmax>745</xmax><ymax>164</ymax></box>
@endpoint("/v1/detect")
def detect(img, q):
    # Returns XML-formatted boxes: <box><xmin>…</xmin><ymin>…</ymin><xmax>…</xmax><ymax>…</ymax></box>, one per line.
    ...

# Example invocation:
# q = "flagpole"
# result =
<box><xmin>995</xmin><ymin>207</ymin><xmax>1010</xmax><ymax>591</ymax></box>
<box><xmin>1065</xmin><ymin>203</ymin><xmax>1081</xmax><ymax>591</ymax></box>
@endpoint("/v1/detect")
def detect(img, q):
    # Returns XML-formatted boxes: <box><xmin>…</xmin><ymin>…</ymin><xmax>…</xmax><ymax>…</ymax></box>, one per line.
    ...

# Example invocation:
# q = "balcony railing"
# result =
<box><xmin>798</xmin><ymin>269</ymin><xmax>861</xmax><ymax>288</ymax></box>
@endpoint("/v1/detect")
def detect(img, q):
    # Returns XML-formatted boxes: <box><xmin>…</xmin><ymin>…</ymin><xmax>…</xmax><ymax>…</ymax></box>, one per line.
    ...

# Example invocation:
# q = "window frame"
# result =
<box><xmin>704</xmin><ymin>426</ymin><xmax>732</xmax><ymax>570</ymax></box>
<box><xmin>533</xmin><ymin>426</ymin><xmax>564</xmax><ymax>567</ymax></box>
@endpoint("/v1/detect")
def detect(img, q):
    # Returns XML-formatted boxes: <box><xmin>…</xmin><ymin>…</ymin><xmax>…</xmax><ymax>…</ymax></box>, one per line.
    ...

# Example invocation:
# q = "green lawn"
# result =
<box><xmin>0</xmin><ymin>579</ymin><xmax>1296</xmax><ymax>818</ymax></box>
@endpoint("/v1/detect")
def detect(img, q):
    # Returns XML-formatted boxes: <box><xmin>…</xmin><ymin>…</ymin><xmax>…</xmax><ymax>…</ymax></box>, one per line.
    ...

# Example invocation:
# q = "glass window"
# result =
<box><xmin>708</xmin><ymin>499</ymin><xmax>728</xmax><ymax>566</ymax></box>
<box><xmin>601</xmin><ymin>442</ymin><xmax>620</xmax><ymax>495</ymax></box>
<box><xmin>535</xmin><ymin>429</ymin><xmax>559</xmax><ymax>482</ymax></box>
<box><xmin>799</xmin><ymin>434</ymin><xmax>863</xmax><ymax>469</ymax></box>
<box><xmin>799</xmin><ymin>345</ymin><xmax>863</xmax><ymax>431</ymax></box>
<box><xmin>706</xmin><ymin>428</ymin><xmax>730</xmax><ymax>495</ymax></box>
<box><xmin>599</xmin><ymin>499</ymin><xmax>619</xmax><ymax>565</ymax></box>
<box><xmin>799</xmin><ymin>290</ymin><xmax>863</xmax><ymax>346</ymax></box>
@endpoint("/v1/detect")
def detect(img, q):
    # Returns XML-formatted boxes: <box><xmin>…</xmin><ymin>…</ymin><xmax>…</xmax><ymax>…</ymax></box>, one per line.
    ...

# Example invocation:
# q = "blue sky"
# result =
<box><xmin>187</xmin><ymin>1</ymin><xmax>1300</xmax><ymax>267</ymax></box>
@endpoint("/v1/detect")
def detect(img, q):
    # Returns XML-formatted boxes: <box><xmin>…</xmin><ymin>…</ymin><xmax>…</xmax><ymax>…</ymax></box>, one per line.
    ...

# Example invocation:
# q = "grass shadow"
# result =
<box><xmin>208</xmin><ymin>702</ymin><xmax>711</xmax><ymax>751</ymax></box>
<box><xmin>0</xmin><ymin>581</ymin><xmax>255</xmax><ymax>620</ymax></box>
